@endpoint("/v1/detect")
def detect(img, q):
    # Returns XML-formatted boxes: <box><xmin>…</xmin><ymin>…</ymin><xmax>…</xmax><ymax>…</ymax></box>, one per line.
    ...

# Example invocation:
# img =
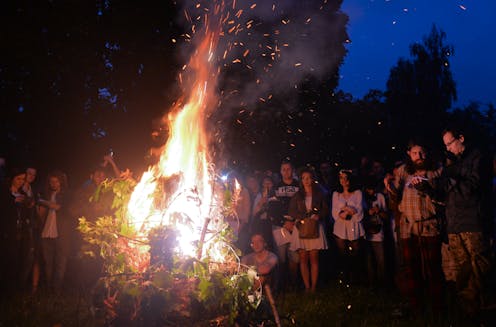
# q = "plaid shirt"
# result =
<box><xmin>390</xmin><ymin>164</ymin><xmax>440</xmax><ymax>238</ymax></box>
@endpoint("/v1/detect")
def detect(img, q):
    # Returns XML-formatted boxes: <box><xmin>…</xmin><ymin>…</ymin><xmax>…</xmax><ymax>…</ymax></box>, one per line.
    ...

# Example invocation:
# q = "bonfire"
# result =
<box><xmin>78</xmin><ymin>1</ymin><xmax>262</xmax><ymax>325</ymax></box>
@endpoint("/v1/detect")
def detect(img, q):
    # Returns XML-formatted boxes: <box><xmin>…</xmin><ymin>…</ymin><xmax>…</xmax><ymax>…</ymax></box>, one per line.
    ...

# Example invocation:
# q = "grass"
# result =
<box><xmin>1</xmin><ymin>280</ymin><xmax>494</xmax><ymax>326</ymax></box>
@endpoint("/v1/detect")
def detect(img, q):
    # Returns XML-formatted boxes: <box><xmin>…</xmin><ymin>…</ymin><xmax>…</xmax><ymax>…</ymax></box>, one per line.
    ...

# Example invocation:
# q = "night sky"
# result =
<box><xmin>339</xmin><ymin>0</ymin><xmax>496</xmax><ymax>107</ymax></box>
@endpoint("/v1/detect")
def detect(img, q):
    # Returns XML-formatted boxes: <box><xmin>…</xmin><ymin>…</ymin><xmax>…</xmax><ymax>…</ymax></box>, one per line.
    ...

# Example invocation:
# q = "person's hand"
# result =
<box><xmin>48</xmin><ymin>202</ymin><xmax>61</xmax><ymax>210</ymax></box>
<box><xmin>384</xmin><ymin>174</ymin><xmax>394</xmax><ymax>193</ymax></box>
<box><xmin>283</xmin><ymin>220</ymin><xmax>294</xmax><ymax>231</ymax></box>
<box><xmin>14</xmin><ymin>195</ymin><xmax>25</xmax><ymax>203</ymax></box>
<box><xmin>345</xmin><ymin>206</ymin><xmax>357</xmax><ymax>215</ymax></box>
<box><xmin>339</xmin><ymin>208</ymin><xmax>351</xmax><ymax>220</ymax></box>
<box><xmin>103</xmin><ymin>154</ymin><xmax>115</xmax><ymax>165</ymax></box>
<box><xmin>369</xmin><ymin>206</ymin><xmax>379</xmax><ymax>215</ymax></box>
<box><xmin>410</xmin><ymin>176</ymin><xmax>427</xmax><ymax>186</ymax></box>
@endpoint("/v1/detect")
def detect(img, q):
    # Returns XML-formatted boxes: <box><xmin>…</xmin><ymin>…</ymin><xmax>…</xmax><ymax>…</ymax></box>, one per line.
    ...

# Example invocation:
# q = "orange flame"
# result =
<box><xmin>128</xmin><ymin>7</ymin><xmax>230</xmax><ymax>262</ymax></box>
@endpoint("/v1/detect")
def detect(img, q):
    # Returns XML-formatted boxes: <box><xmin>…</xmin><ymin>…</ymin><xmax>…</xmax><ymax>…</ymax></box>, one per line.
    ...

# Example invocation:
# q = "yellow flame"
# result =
<box><xmin>128</xmin><ymin>14</ymin><xmax>229</xmax><ymax>262</ymax></box>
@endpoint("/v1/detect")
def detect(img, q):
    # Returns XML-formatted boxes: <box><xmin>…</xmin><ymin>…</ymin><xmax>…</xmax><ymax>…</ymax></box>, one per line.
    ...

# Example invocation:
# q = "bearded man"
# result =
<box><xmin>384</xmin><ymin>138</ymin><xmax>444</xmax><ymax>314</ymax></box>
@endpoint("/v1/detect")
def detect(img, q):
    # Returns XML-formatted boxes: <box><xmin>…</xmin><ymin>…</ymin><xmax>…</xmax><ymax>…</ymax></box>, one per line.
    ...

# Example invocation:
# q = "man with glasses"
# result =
<box><xmin>441</xmin><ymin>127</ymin><xmax>493</xmax><ymax>318</ymax></box>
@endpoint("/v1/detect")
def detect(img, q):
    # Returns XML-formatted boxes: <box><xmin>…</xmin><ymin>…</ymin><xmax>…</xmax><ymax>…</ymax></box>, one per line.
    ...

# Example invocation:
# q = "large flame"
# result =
<box><xmin>128</xmin><ymin>8</ymin><xmax>229</xmax><ymax>262</ymax></box>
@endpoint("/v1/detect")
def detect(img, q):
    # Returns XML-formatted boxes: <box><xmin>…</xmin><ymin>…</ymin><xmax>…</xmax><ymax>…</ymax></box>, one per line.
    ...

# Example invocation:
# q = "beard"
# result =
<box><xmin>413</xmin><ymin>159</ymin><xmax>426</xmax><ymax>170</ymax></box>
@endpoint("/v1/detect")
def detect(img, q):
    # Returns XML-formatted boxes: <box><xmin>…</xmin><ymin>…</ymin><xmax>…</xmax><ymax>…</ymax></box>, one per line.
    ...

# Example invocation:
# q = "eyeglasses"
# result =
<box><xmin>444</xmin><ymin>137</ymin><xmax>458</xmax><ymax>147</ymax></box>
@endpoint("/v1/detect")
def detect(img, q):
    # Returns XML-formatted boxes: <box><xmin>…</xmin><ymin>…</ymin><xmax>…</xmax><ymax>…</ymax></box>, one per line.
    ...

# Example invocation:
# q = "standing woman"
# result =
<box><xmin>0</xmin><ymin>168</ymin><xmax>36</xmax><ymax>294</ymax></box>
<box><xmin>39</xmin><ymin>170</ymin><xmax>72</xmax><ymax>292</ymax></box>
<box><xmin>289</xmin><ymin>168</ymin><xmax>328</xmax><ymax>292</ymax></box>
<box><xmin>332</xmin><ymin>170</ymin><xmax>364</xmax><ymax>283</ymax></box>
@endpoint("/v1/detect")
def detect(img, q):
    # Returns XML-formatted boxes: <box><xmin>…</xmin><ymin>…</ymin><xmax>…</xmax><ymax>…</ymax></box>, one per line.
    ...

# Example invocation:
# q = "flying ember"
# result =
<box><xmin>127</xmin><ymin>2</ymin><xmax>231</xmax><ymax>262</ymax></box>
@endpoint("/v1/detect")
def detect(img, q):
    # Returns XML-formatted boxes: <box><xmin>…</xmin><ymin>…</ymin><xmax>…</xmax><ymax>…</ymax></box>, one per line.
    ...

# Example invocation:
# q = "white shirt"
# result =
<box><xmin>332</xmin><ymin>190</ymin><xmax>364</xmax><ymax>240</ymax></box>
<box><xmin>42</xmin><ymin>192</ymin><xmax>58</xmax><ymax>238</ymax></box>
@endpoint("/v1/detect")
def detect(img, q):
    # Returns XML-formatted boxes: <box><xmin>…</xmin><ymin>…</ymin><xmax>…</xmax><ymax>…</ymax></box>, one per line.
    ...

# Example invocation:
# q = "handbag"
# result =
<box><xmin>297</xmin><ymin>209</ymin><xmax>320</xmax><ymax>239</ymax></box>
<box><xmin>363</xmin><ymin>213</ymin><xmax>383</xmax><ymax>234</ymax></box>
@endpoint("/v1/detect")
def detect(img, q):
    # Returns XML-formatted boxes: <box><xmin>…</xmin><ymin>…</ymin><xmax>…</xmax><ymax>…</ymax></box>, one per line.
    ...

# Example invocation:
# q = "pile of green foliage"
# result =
<box><xmin>77</xmin><ymin>176</ymin><xmax>261</xmax><ymax>326</ymax></box>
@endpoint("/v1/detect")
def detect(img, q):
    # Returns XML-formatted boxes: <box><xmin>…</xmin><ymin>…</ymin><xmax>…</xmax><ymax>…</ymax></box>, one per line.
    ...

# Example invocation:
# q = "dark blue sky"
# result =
<box><xmin>339</xmin><ymin>0</ymin><xmax>495</xmax><ymax>108</ymax></box>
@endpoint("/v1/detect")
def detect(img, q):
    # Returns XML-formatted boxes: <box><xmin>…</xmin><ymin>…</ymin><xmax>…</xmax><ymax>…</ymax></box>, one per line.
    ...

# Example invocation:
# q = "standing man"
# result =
<box><xmin>271</xmin><ymin>160</ymin><xmax>299</xmax><ymax>224</ymax></box>
<box><xmin>441</xmin><ymin>127</ymin><xmax>492</xmax><ymax>317</ymax></box>
<box><xmin>270</xmin><ymin>160</ymin><xmax>300</xmax><ymax>291</ymax></box>
<box><xmin>384</xmin><ymin>139</ymin><xmax>443</xmax><ymax>314</ymax></box>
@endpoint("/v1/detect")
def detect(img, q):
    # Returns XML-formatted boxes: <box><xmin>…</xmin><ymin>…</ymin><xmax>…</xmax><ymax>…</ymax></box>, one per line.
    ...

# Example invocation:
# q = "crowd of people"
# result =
<box><xmin>0</xmin><ymin>154</ymin><xmax>120</xmax><ymax>295</ymax></box>
<box><xmin>1</xmin><ymin>126</ymin><xmax>495</xmax><ymax>323</ymax></box>
<box><xmin>233</xmin><ymin>126</ymin><xmax>495</xmax><ymax>321</ymax></box>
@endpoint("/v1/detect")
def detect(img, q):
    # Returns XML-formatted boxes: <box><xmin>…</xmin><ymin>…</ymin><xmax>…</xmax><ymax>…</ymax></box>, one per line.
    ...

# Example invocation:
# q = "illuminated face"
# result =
<box><xmin>12</xmin><ymin>174</ymin><xmax>26</xmax><ymax>190</ymax></box>
<box><xmin>49</xmin><ymin>176</ymin><xmax>61</xmax><ymax>192</ymax></box>
<box><xmin>280</xmin><ymin>163</ymin><xmax>293</xmax><ymax>181</ymax></box>
<box><xmin>443</xmin><ymin>131</ymin><xmax>465</xmax><ymax>156</ymax></box>
<box><xmin>246</xmin><ymin>176</ymin><xmax>259</xmax><ymax>194</ymax></box>
<box><xmin>91</xmin><ymin>170</ymin><xmax>106</xmax><ymax>186</ymax></box>
<box><xmin>301</xmin><ymin>172</ymin><xmax>313</xmax><ymax>188</ymax></box>
<box><xmin>407</xmin><ymin>145</ymin><xmax>426</xmax><ymax>165</ymax></box>
<box><xmin>262</xmin><ymin>178</ymin><xmax>273</xmax><ymax>191</ymax></box>
<box><xmin>26</xmin><ymin>168</ymin><xmax>37</xmax><ymax>184</ymax></box>
<box><xmin>338</xmin><ymin>172</ymin><xmax>350</xmax><ymax>188</ymax></box>
<box><xmin>250</xmin><ymin>234</ymin><xmax>266</xmax><ymax>253</ymax></box>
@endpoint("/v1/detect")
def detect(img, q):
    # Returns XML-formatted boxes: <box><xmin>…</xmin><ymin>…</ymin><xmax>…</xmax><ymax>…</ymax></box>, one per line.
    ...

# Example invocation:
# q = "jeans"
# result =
<box><xmin>42</xmin><ymin>237</ymin><xmax>69</xmax><ymax>290</ymax></box>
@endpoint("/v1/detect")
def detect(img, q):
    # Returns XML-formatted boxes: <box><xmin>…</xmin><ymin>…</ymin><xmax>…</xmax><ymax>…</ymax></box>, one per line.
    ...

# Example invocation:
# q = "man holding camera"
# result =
<box><xmin>441</xmin><ymin>127</ymin><xmax>493</xmax><ymax>318</ymax></box>
<box><xmin>384</xmin><ymin>138</ymin><xmax>443</xmax><ymax>314</ymax></box>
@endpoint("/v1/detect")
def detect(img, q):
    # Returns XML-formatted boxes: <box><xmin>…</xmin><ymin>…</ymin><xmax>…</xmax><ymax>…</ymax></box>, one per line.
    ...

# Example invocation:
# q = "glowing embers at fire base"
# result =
<box><xmin>128</xmin><ymin>28</ymin><xmax>228</xmax><ymax>262</ymax></box>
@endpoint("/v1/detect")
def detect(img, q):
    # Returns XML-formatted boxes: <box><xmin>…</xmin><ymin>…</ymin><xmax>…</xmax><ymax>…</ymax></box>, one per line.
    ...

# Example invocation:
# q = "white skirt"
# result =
<box><xmin>298</xmin><ymin>224</ymin><xmax>328</xmax><ymax>251</ymax></box>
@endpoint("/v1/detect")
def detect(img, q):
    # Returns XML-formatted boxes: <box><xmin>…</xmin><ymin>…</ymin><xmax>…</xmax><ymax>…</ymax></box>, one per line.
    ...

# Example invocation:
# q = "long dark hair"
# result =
<box><xmin>336</xmin><ymin>169</ymin><xmax>359</xmax><ymax>193</ymax></box>
<box><xmin>296</xmin><ymin>167</ymin><xmax>318</xmax><ymax>196</ymax></box>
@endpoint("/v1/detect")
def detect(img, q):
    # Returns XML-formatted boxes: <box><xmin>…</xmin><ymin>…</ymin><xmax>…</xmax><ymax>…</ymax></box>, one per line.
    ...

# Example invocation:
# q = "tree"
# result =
<box><xmin>386</xmin><ymin>25</ymin><xmax>457</xmax><ymax>145</ymax></box>
<box><xmin>0</xmin><ymin>1</ymin><xmax>179</xmax><ymax>177</ymax></box>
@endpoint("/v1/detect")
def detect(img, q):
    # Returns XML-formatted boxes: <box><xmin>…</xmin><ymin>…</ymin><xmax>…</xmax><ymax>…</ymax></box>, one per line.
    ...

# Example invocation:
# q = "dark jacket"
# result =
<box><xmin>39</xmin><ymin>190</ymin><xmax>74</xmax><ymax>241</ymax></box>
<box><xmin>288</xmin><ymin>185</ymin><xmax>329</xmax><ymax>222</ymax></box>
<box><xmin>443</xmin><ymin>147</ymin><xmax>492</xmax><ymax>234</ymax></box>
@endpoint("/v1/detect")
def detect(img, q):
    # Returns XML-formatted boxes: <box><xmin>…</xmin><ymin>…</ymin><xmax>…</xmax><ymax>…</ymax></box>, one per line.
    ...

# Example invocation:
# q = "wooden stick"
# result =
<box><xmin>264</xmin><ymin>284</ymin><xmax>281</xmax><ymax>327</ymax></box>
<box><xmin>197</xmin><ymin>217</ymin><xmax>211</xmax><ymax>260</ymax></box>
